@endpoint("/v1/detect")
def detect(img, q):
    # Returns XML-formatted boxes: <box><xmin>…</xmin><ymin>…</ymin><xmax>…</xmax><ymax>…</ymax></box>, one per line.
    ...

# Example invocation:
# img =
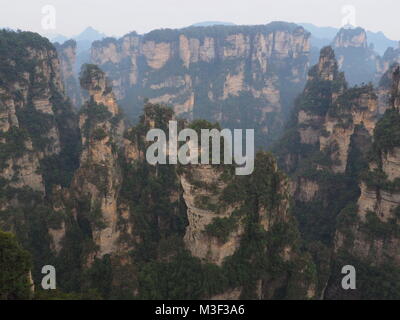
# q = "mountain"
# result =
<box><xmin>330</xmin><ymin>65</ymin><xmax>400</xmax><ymax>299</ymax></box>
<box><xmin>332</xmin><ymin>27</ymin><xmax>378</xmax><ymax>86</ymax></box>
<box><xmin>0</xmin><ymin>30</ymin><xmax>316</xmax><ymax>299</ymax></box>
<box><xmin>74</xmin><ymin>26</ymin><xmax>106</xmax><ymax>43</ymax></box>
<box><xmin>300</xmin><ymin>23</ymin><xmax>398</xmax><ymax>56</ymax></box>
<box><xmin>51</xmin><ymin>27</ymin><xmax>108</xmax><ymax>107</ymax></box>
<box><xmin>0</xmin><ymin>30</ymin><xmax>80</xmax><ymax>294</ymax></box>
<box><xmin>46</xmin><ymin>27</ymin><xmax>106</xmax><ymax>50</ymax></box>
<box><xmin>71</xmin><ymin>27</ymin><xmax>107</xmax><ymax>79</ymax></box>
<box><xmin>89</xmin><ymin>21</ymin><xmax>311</xmax><ymax>148</ymax></box>
<box><xmin>275</xmin><ymin>45</ymin><xmax>400</xmax><ymax>299</ymax></box>
<box><xmin>307</xmin><ymin>26</ymin><xmax>400</xmax><ymax>86</ymax></box>
<box><xmin>3</xmin><ymin>23</ymin><xmax>400</xmax><ymax>300</ymax></box>
<box><xmin>56</xmin><ymin>24</ymin><xmax>398</xmax><ymax>114</ymax></box>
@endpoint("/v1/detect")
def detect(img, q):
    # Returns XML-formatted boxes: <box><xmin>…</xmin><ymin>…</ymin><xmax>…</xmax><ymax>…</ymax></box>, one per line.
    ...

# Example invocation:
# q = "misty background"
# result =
<box><xmin>1</xmin><ymin>0</ymin><xmax>399</xmax><ymax>41</ymax></box>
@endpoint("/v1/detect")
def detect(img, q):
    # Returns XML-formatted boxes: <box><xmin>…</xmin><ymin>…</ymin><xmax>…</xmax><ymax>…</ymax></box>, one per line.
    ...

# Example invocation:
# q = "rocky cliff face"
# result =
<box><xmin>91</xmin><ymin>22</ymin><xmax>311</xmax><ymax>147</ymax></box>
<box><xmin>0</xmin><ymin>30</ymin><xmax>80</xmax><ymax>288</ymax></box>
<box><xmin>178</xmin><ymin>148</ymin><xmax>316</xmax><ymax>299</ymax></box>
<box><xmin>180</xmin><ymin>164</ymin><xmax>242</xmax><ymax>266</ymax></box>
<box><xmin>0</xmin><ymin>31</ymin><xmax>79</xmax><ymax>194</ymax></box>
<box><xmin>54</xmin><ymin>40</ymin><xmax>82</xmax><ymax>108</ymax></box>
<box><xmin>333</xmin><ymin>27</ymin><xmax>368</xmax><ymax>49</ymax></box>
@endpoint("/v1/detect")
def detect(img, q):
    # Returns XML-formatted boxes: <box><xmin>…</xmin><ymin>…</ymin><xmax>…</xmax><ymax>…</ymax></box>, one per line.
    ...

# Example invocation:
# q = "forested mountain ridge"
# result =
<box><xmin>0</xmin><ymin>30</ymin><xmax>315</xmax><ymax>299</ymax></box>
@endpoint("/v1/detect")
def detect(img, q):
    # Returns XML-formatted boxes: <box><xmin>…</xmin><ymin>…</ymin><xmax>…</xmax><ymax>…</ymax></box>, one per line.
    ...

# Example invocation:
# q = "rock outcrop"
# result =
<box><xmin>70</xmin><ymin>64</ymin><xmax>126</xmax><ymax>260</ymax></box>
<box><xmin>180</xmin><ymin>165</ymin><xmax>243</xmax><ymax>266</ymax></box>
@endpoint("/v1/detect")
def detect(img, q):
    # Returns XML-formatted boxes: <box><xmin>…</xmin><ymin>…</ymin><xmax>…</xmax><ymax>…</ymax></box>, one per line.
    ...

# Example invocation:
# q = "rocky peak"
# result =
<box><xmin>80</xmin><ymin>64</ymin><xmax>119</xmax><ymax>116</ymax></box>
<box><xmin>333</xmin><ymin>27</ymin><xmax>368</xmax><ymax>49</ymax></box>
<box><xmin>331</xmin><ymin>27</ymin><xmax>378</xmax><ymax>86</ymax></box>
<box><xmin>68</xmin><ymin>64</ymin><xmax>126</xmax><ymax>262</ymax></box>
<box><xmin>80</xmin><ymin>63</ymin><xmax>108</xmax><ymax>94</ymax></box>
<box><xmin>316</xmin><ymin>46</ymin><xmax>340</xmax><ymax>81</ymax></box>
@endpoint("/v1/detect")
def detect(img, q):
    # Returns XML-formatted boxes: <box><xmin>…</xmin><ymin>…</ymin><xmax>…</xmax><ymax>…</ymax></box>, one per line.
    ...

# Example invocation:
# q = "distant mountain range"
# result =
<box><xmin>300</xmin><ymin>23</ymin><xmax>398</xmax><ymax>55</ymax></box>
<box><xmin>44</xmin><ymin>23</ymin><xmax>399</xmax><ymax>56</ymax></box>
<box><xmin>46</xmin><ymin>27</ymin><xmax>107</xmax><ymax>77</ymax></box>
<box><xmin>46</xmin><ymin>26</ymin><xmax>106</xmax><ymax>49</ymax></box>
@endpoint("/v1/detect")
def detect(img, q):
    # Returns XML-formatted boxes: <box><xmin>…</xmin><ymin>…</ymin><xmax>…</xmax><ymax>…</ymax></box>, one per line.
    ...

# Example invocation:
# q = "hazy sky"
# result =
<box><xmin>1</xmin><ymin>0</ymin><xmax>399</xmax><ymax>40</ymax></box>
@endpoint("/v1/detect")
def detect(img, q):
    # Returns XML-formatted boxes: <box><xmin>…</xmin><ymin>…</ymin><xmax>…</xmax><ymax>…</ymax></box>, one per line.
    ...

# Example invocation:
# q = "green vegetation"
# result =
<box><xmin>0</xmin><ymin>230</ymin><xmax>32</xmax><ymax>300</ymax></box>
<box><xmin>16</xmin><ymin>105</ymin><xmax>55</xmax><ymax>151</ymax></box>
<box><xmin>0</xmin><ymin>30</ymin><xmax>53</xmax><ymax>85</ymax></box>
<box><xmin>83</xmin><ymin>103</ymin><xmax>112</xmax><ymax>123</ymax></box>
<box><xmin>79</xmin><ymin>64</ymin><xmax>107</xmax><ymax>91</ymax></box>
<box><xmin>362</xmin><ymin>211</ymin><xmax>400</xmax><ymax>239</ymax></box>
<box><xmin>373</xmin><ymin>108</ymin><xmax>400</xmax><ymax>154</ymax></box>
<box><xmin>120</xmin><ymin>106</ymin><xmax>316</xmax><ymax>299</ymax></box>
<box><xmin>0</xmin><ymin>127</ymin><xmax>28</xmax><ymax>169</ymax></box>
<box><xmin>205</xmin><ymin>216</ymin><xmax>238</xmax><ymax>243</ymax></box>
<box><xmin>331</xmin><ymin>252</ymin><xmax>400</xmax><ymax>300</ymax></box>
<box><xmin>92</xmin><ymin>127</ymin><xmax>108</xmax><ymax>141</ymax></box>
<box><xmin>80</xmin><ymin>103</ymin><xmax>113</xmax><ymax>139</ymax></box>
